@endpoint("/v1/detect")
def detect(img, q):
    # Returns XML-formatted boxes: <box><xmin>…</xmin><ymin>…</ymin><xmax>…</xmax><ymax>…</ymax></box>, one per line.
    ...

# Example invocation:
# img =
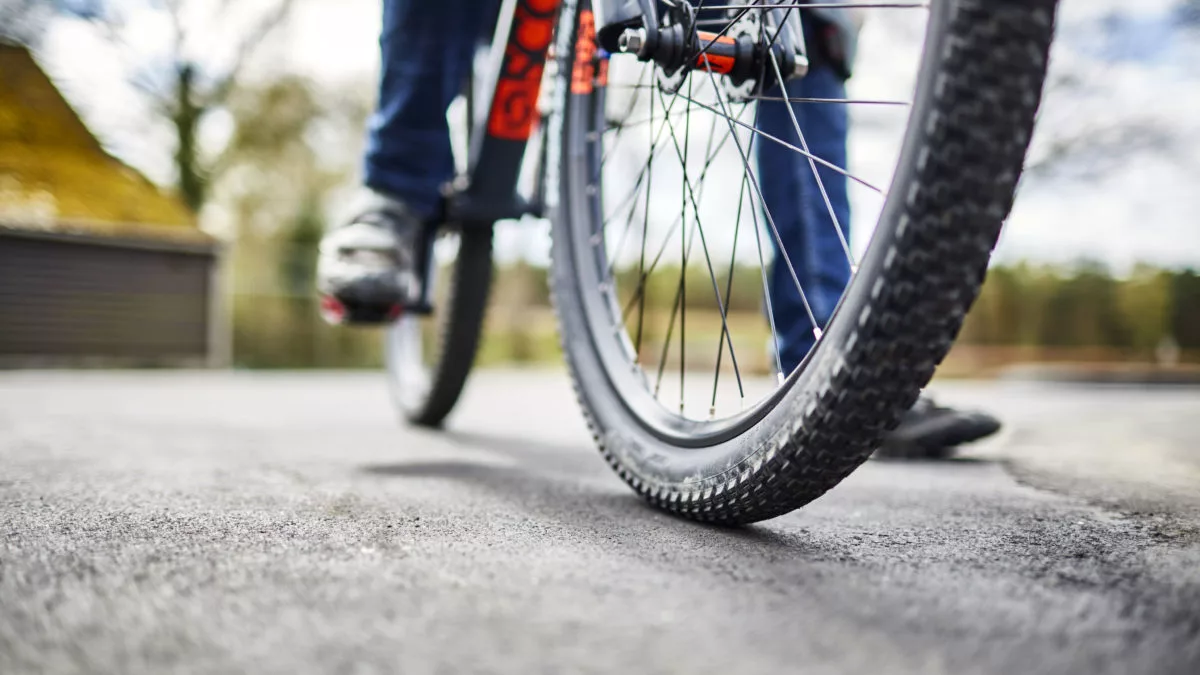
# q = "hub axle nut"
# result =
<box><xmin>618</xmin><ymin>28</ymin><xmax>647</xmax><ymax>56</ymax></box>
<box><xmin>792</xmin><ymin>53</ymin><xmax>810</xmax><ymax>79</ymax></box>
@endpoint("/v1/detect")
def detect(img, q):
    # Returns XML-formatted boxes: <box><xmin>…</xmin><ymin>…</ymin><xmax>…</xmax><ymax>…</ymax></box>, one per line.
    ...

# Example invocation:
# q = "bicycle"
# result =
<box><xmin>383</xmin><ymin>0</ymin><xmax>1059</xmax><ymax>523</ymax></box>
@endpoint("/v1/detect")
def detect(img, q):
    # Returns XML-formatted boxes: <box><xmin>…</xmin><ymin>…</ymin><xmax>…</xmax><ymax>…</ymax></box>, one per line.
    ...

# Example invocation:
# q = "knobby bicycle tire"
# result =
<box><xmin>547</xmin><ymin>0</ymin><xmax>1059</xmax><ymax>523</ymax></box>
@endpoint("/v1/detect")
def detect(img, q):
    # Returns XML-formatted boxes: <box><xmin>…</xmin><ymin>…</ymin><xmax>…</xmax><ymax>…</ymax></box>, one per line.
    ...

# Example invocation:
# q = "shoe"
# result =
<box><xmin>874</xmin><ymin>395</ymin><xmax>1002</xmax><ymax>460</ymax></box>
<box><xmin>317</xmin><ymin>189</ymin><xmax>422</xmax><ymax>325</ymax></box>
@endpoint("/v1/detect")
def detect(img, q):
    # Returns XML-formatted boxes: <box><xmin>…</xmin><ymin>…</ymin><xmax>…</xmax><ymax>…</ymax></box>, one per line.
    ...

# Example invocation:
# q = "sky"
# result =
<box><xmin>845</xmin><ymin>0</ymin><xmax>1200</xmax><ymax>271</ymax></box>
<box><xmin>34</xmin><ymin>0</ymin><xmax>1200</xmax><ymax>271</ymax></box>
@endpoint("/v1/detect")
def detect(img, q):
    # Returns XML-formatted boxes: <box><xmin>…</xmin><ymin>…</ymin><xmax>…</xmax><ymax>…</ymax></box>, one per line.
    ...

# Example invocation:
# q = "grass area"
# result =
<box><xmin>230</xmin><ymin>292</ymin><xmax>1200</xmax><ymax>378</ymax></box>
<box><xmin>479</xmin><ymin>308</ymin><xmax>776</xmax><ymax>374</ymax></box>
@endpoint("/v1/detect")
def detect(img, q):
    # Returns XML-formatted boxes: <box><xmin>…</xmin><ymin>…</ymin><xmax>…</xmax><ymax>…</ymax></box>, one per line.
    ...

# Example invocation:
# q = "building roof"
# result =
<box><xmin>0</xmin><ymin>42</ymin><xmax>210</xmax><ymax>245</ymax></box>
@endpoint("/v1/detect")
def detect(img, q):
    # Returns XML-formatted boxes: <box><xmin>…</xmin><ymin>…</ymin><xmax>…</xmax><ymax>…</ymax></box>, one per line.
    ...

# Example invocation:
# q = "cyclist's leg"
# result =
<box><xmin>757</xmin><ymin>62</ymin><xmax>1002</xmax><ymax>456</ymax></box>
<box><xmin>364</xmin><ymin>0</ymin><xmax>499</xmax><ymax>219</ymax></box>
<box><xmin>756</xmin><ymin>64</ymin><xmax>852</xmax><ymax>373</ymax></box>
<box><xmin>319</xmin><ymin>0</ymin><xmax>497</xmax><ymax>323</ymax></box>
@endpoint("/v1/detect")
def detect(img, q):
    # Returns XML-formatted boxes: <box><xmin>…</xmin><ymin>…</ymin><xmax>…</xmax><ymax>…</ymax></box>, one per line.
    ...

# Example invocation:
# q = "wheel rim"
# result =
<box><xmin>384</xmin><ymin>232</ymin><xmax>458</xmax><ymax>416</ymax></box>
<box><xmin>385</xmin><ymin>315</ymin><xmax>432</xmax><ymax>414</ymax></box>
<box><xmin>565</xmin><ymin>1</ymin><xmax>932</xmax><ymax>443</ymax></box>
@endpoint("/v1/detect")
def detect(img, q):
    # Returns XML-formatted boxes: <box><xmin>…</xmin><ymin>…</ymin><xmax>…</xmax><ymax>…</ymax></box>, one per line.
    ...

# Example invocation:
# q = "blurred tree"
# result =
<box><xmin>1170</xmin><ymin>269</ymin><xmax>1200</xmax><ymax>350</ymax></box>
<box><xmin>282</xmin><ymin>194</ymin><xmax>324</xmax><ymax>297</ymax></box>
<box><xmin>1038</xmin><ymin>261</ymin><xmax>1130</xmax><ymax>348</ymax></box>
<box><xmin>215</xmin><ymin>75</ymin><xmax>377</xmax><ymax>368</ymax></box>
<box><xmin>43</xmin><ymin>0</ymin><xmax>296</xmax><ymax>213</ymax></box>
<box><xmin>960</xmin><ymin>265</ymin><xmax>1033</xmax><ymax>346</ymax></box>
<box><xmin>960</xmin><ymin>261</ymin><xmax>1200</xmax><ymax>362</ymax></box>
<box><xmin>1117</xmin><ymin>264</ymin><xmax>1173</xmax><ymax>353</ymax></box>
<box><xmin>1023</xmin><ymin>2</ymin><xmax>1199</xmax><ymax>182</ymax></box>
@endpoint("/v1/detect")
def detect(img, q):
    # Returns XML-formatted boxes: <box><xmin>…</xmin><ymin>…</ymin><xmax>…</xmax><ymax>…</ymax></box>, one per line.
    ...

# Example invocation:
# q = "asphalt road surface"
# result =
<box><xmin>2</xmin><ymin>370</ymin><xmax>1199</xmax><ymax>675</ymax></box>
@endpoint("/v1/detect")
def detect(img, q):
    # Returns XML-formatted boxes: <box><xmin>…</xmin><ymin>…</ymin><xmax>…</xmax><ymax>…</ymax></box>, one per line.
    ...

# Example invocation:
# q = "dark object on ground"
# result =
<box><xmin>875</xmin><ymin>396</ymin><xmax>1002</xmax><ymax>460</ymax></box>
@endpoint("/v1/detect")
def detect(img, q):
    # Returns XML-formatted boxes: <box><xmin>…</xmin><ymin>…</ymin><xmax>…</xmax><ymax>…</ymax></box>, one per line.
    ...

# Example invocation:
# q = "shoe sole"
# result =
<box><xmin>319</xmin><ymin>272</ymin><xmax>408</xmax><ymax>326</ymax></box>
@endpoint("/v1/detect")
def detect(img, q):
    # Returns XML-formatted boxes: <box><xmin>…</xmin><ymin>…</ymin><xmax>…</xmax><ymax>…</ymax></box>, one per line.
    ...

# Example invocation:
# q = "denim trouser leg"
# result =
<box><xmin>365</xmin><ymin>0</ymin><xmax>498</xmax><ymax>219</ymax></box>
<box><xmin>755</xmin><ymin>65</ymin><xmax>852</xmax><ymax>373</ymax></box>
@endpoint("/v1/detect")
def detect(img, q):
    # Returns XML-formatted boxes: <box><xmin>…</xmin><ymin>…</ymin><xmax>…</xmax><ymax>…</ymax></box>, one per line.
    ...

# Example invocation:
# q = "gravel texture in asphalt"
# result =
<box><xmin>1</xmin><ymin>371</ymin><xmax>1198</xmax><ymax>674</ymax></box>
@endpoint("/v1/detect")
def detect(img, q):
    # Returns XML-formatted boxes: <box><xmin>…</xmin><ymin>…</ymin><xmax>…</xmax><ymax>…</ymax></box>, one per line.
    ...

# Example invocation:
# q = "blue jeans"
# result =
<box><xmin>364</xmin><ymin>0</ymin><xmax>497</xmax><ymax>218</ymax></box>
<box><xmin>366</xmin><ymin>1</ymin><xmax>850</xmax><ymax>373</ymax></box>
<box><xmin>756</xmin><ymin>68</ymin><xmax>852</xmax><ymax>372</ymax></box>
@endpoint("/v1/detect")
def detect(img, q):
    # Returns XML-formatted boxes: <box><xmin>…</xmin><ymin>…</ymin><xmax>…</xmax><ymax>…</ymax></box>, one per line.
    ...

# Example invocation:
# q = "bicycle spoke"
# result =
<box><xmin>592</xmin><ymin>0</ymin><xmax>934</xmax><ymax>419</ymax></box>
<box><xmin>600</xmin><ymin>92</ymin><xmax>688</xmax><ymax>274</ymax></box>
<box><xmin>700</xmin><ymin>58</ymin><xmax>822</xmax><ymax>343</ymax></box>
<box><xmin>751</xmin><ymin>5</ymin><xmax>786</xmax><ymax>382</ymax></box>
<box><xmin>746</xmin><ymin>161</ymin><xmax>786</xmax><ymax>383</ymax></box>
<box><xmin>652</xmin><ymin>233</ymin><xmax>693</xmax><ymax>399</ymax></box>
<box><xmin>618</xmin><ymin>101</ymin><xmax>748</xmax><ymax>323</ymax></box>
<box><xmin>598</xmin><ymin>64</ymin><xmax>650</xmax><ymax>170</ymax></box>
<box><xmin>634</xmin><ymin>88</ymin><xmax>655</xmax><ymax>359</ymax></box>
<box><xmin>766</xmin><ymin>49</ymin><xmax>856</xmax><ymax>271</ymax></box>
<box><xmin>746</xmin><ymin>95</ymin><xmax>909</xmax><ymax>106</ymax></box>
<box><xmin>711</xmin><ymin>160</ymin><xmax>747</xmax><ymax>416</ymax></box>
<box><xmin>679</xmin><ymin>76</ymin><xmax>690</xmax><ymax>414</ymax></box>
<box><xmin>604</xmin><ymin>109</ymin><xmax>689</xmax><ymax>134</ymax></box>
<box><xmin>673</xmin><ymin>92</ymin><xmax>884</xmax><ymax>195</ymax></box>
<box><xmin>657</xmin><ymin>86</ymin><xmax>745</xmax><ymax>404</ymax></box>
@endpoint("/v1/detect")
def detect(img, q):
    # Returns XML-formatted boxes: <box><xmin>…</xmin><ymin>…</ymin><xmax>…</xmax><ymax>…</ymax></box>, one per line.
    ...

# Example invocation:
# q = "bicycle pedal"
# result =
<box><xmin>319</xmin><ymin>295</ymin><xmax>348</xmax><ymax>325</ymax></box>
<box><xmin>319</xmin><ymin>295</ymin><xmax>404</xmax><ymax>326</ymax></box>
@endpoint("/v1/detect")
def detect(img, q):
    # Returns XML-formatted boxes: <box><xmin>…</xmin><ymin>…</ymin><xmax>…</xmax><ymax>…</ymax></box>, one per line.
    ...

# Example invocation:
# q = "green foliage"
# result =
<box><xmin>1118</xmin><ymin>265</ymin><xmax>1173</xmax><ymax>352</ymax></box>
<box><xmin>1170</xmin><ymin>270</ymin><xmax>1200</xmax><ymax>349</ymax></box>
<box><xmin>962</xmin><ymin>261</ymin><xmax>1200</xmax><ymax>355</ymax></box>
<box><xmin>217</xmin><ymin>76</ymin><xmax>379</xmax><ymax>368</ymax></box>
<box><xmin>281</xmin><ymin>194</ymin><xmax>323</xmax><ymax>296</ymax></box>
<box><xmin>612</xmin><ymin>263</ymin><xmax>766</xmax><ymax>316</ymax></box>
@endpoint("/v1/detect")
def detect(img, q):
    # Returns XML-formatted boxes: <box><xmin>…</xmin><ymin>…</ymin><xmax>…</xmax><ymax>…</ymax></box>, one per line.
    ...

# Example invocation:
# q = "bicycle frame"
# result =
<box><xmin>414</xmin><ymin>0</ymin><xmax>588</xmax><ymax>314</ymax></box>
<box><xmin>447</xmin><ymin>0</ymin><xmax>802</xmax><ymax>226</ymax></box>
<box><xmin>446</xmin><ymin>0</ymin><xmax>559</xmax><ymax>226</ymax></box>
<box><xmin>419</xmin><ymin>0</ymin><xmax>803</xmax><ymax>314</ymax></box>
<box><xmin>446</xmin><ymin>0</ymin><xmax>650</xmax><ymax>226</ymax></box>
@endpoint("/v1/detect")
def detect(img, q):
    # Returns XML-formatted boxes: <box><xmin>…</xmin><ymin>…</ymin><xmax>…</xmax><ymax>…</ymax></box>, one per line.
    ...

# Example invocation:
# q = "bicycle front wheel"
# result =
<box><xmin>547</xmin><ymin>0</ymin><xmax>1058</xmax><ymax>523</ymax></box>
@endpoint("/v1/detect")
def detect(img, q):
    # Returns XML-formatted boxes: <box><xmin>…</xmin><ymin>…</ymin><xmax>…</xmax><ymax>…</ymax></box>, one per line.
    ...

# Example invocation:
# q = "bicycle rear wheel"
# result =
<box><xmin>385</xmin><ymin>227</ymin><xmax>492</xmax><ymax>427</ymax></box>
<box><xmin>383</xmin><ymin>47</ymin><xmax>499</xmax><ymax>429</ymax></box>
<box><xmin>548</xmin><ymin>0</ymin><xmax>1058</xmax><ymax>523</ymax></box>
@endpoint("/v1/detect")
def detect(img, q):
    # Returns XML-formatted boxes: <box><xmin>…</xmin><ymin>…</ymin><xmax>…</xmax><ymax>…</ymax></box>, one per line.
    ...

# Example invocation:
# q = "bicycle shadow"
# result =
<box><xmin>358</xmin><ymin>428</ymin><xmax>853</xmax><ymax>560</ymax></box>
<box><xmin>358</xmin><ymin>425</ymin><xmax>1001</xmax><ymax>563</ymax></box>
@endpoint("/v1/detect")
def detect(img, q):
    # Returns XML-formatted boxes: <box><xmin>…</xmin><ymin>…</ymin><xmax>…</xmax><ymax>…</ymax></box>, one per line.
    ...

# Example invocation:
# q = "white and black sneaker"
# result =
<box><xmin>317</xmin><ymin>189</ymin><xmax>422</xmax><ymax>325</ymax></box>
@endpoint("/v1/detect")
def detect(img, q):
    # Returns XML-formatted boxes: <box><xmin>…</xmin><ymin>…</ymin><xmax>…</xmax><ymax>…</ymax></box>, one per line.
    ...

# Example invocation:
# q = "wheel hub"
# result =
<box><xmin>616</xmin><ymin>4</ymin><xmax>808</xmax><ymax>98</ymax></box>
